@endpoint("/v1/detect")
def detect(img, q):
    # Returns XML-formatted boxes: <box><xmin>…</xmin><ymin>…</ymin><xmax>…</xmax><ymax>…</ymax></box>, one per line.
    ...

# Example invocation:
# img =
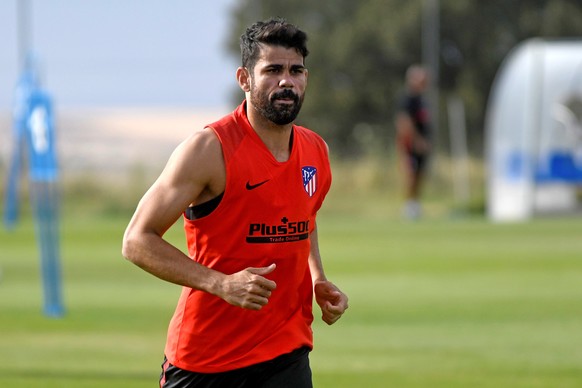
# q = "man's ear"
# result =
<box><xmin>236</xmin><ymin>67</ymin><xmax>251</xmax><ymax>93</ymax></box>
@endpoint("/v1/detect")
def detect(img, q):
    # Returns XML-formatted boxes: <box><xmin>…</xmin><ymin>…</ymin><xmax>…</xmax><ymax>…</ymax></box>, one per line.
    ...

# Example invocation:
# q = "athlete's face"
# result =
<box><xmin>247</xmin><ymin>45</ymin><xmax>308</xmax><ymax>125</ymax></box>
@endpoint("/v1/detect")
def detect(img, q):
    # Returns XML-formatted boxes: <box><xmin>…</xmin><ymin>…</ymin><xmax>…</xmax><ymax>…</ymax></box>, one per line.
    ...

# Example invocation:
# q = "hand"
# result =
<box><xmin>314</xmin><ymin>280</ymin><xmax>349</xmax><ymax>325</ymax></box>
<box><xmin>220</xmin><ymin>264</ymin><xmax>277</xmax><ymax>310</ymax></box>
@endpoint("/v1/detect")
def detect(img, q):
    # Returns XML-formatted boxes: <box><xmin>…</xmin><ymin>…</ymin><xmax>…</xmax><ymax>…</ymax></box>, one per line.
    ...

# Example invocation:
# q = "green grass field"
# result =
<box><xmin>1</xmin><ymin>194</ymin><xmax>582</xmax><ymax>387</ymax></box>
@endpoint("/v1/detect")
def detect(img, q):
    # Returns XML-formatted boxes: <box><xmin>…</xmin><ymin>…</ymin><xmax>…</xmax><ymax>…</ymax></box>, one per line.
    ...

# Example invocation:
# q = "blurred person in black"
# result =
<box><xmin>395</xmin><ymin>65</ymin><xmax>432</xmax><ymax>219</ymax></box>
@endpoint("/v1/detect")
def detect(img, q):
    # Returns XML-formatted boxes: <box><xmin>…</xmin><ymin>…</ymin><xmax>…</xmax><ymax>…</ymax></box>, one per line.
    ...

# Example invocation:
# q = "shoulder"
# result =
<box><xmin>165</xmin><ymin>127</ymin><xmax>223</xmax><ymax>182</ymax></box>
<box><xmin>206</xmin><ymin>110</ymin><xmax>248</xmax><ymax>161</ymax></box>
<box><xmin>157</xmin><ymin>126</ymin><xmax>225</xmax><ymax>202</ymax></box>
<box><xmin>294</xmin><ymin>125</ymin><xmax>328</xmax><ymax>150</ymax></box>
<box><xmin>294</xmin><ymin>126</ymin><xmax>331</xmax><ymax>171</ymax></box>
<box><xmin>176</xmin><ymin>127</ymin><xmax>221</xmax><ymax>161</ymax></box>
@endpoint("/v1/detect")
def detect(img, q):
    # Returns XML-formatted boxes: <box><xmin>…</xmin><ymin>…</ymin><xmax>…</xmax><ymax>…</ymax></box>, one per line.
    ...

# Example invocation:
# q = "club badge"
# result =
<box><xmin>301</xmin><ymin>166</ymin><xmax>317</xmax><ymax>197</ymax></box>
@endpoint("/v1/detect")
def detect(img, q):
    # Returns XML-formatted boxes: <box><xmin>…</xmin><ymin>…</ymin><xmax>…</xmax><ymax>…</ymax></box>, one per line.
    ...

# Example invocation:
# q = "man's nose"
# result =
<box><xmin>278</xmin><ymin>75</ymin><xmax>294</xmax><ymax>88</ymax></box>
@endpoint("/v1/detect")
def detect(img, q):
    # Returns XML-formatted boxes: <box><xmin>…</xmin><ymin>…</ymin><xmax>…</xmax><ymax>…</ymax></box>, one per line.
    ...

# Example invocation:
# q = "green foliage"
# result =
<box><xmin>227</xmin><ymin>0</ymin><xmax>582</xmax><ymax>157</ymax></box>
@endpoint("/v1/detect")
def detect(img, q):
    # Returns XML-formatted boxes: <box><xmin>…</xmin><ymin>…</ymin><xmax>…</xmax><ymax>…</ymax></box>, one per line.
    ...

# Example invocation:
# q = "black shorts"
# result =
<box><xmin>407</xmin><ymin>151</ymin><xmax>428</xmax><ymax>174</ymax></box>
<box><xmin>159</xmin><ymin>347</ymin><xmax>312</xmax><ymax>388</ymax></box>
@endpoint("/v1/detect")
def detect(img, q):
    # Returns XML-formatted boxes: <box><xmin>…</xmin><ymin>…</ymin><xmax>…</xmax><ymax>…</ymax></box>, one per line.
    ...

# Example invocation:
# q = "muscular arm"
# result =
<box><xmin>308</xmin><ymin>224</ymin><xmax>349</xmax><ymax>325</ymax></box>
<box><xmin>122</xmin><ymin>128</ymin><xmax>276</xmax><ymax>310</ymax></box>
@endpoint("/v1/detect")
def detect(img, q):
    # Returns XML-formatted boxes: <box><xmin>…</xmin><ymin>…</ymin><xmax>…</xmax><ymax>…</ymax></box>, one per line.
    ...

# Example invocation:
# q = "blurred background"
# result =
<box><xmin>1</xmin><ymin>1</ymin><xmax>582</xmax><ymax>387</ymax></box>
<box><xmin>0</xmin><ymin>0</ymin><xmax>236</xmax><ymax>193</ymax></box>
<box><xmin>2</xmin><ymin>0</ymin><xmax>582</xmax><ymax>215</ymax></box>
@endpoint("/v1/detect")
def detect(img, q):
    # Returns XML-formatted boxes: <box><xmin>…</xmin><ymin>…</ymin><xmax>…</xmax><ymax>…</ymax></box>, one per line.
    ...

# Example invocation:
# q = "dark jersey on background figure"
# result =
<box><xmin>400</xmin><ymin>93</ymin><xmax>431</xmax><ymax>143</ymax></box>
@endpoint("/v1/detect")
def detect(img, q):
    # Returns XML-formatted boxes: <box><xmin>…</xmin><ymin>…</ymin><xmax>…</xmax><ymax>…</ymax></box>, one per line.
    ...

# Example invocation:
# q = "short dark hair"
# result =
<box><xmin>240</xmin><ymin>17</ymin><xmax>309</xmax><ymax>71</ymax></box>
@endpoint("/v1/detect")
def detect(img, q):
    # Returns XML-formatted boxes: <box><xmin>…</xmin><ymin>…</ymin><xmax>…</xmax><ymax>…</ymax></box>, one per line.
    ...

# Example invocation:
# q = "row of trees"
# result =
<box><xmin>226</xmin><ymin>0</ymin><xmax>582</xmax><ymax>157</ymax></box>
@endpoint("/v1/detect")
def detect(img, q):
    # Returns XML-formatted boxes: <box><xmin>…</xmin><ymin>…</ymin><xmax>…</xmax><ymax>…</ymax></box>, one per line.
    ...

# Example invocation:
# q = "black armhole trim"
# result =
<box><xmin>185</xmin><ymin>192</ymin><xmax>224</xmax><ymax>220</ymax></box>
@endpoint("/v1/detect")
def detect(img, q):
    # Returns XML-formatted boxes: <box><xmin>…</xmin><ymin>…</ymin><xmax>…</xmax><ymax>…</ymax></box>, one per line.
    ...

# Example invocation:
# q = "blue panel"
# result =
<box><xmin>535</xmin><ymin>152</ymin><xmax>582</xmax><ymax>183</ymax></box>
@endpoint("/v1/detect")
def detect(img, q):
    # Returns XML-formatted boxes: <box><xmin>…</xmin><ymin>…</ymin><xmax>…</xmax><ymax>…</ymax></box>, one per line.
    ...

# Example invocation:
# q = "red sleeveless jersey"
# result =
<box><xmin>164</xmin><ymin>101</ymin><xmax>332</xmax><ymax>373</ymax></box>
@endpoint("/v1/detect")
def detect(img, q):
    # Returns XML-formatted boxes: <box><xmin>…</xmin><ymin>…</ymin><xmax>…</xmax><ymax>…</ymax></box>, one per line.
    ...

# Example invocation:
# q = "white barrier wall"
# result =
<box><xmin>486</xmin><ymin>39</ymin><xmax>582</xmax><ymax>222</ymax></box>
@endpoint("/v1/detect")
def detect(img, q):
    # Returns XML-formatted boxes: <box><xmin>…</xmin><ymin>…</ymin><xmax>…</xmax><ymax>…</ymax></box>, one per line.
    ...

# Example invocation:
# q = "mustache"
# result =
<box><xmin>271</xmin><ymin>90</ymin><xmax>299</xmax><ymax>102</ymax></box>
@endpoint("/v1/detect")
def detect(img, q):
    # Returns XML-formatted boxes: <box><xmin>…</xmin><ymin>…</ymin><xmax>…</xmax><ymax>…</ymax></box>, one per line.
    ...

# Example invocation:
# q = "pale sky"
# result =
<box><xmin>0</xmin><ymin>0</ymin><xmax>239</xmax><ymax>110</ymax></box>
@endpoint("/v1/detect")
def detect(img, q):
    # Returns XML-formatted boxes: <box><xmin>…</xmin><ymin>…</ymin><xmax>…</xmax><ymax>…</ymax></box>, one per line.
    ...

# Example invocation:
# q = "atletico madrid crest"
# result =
<box><xmin>301</xmin><ymin>166</ymin><xmax>317</xmax><ymax>197</ymax></box>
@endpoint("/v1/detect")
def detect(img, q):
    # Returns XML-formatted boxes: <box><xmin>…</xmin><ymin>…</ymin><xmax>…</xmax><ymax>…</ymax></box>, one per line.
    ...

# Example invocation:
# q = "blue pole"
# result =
<box><xmin>26</xmin><ymin>89</ymin><xmax>65</xmax><ymax>317</ymax></box>
<box><xmin>3</xmin><ymin>137</ymin><xmax>23</xmax><ymax>229</ymax></box>
<box><xmin>5</xmin><ymin>0</ymin><xmax>32</xmax><ymax>227</ymax></box>
<box><xmin>31</xmin><ymin>180</ymin><xmax>64</xmax><ymax>317</ymax></box>
<box><xmin>3</xmin><ymin>66</ymin><xmax>36</xmax><ymax>229</ymax></box>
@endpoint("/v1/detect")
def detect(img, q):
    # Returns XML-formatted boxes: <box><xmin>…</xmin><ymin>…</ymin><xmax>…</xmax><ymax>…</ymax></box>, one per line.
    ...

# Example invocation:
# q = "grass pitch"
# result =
<box><xmin>1</xmin><ymin>200</ymin><xmax>582</xmax><ymax>387</ymax></box>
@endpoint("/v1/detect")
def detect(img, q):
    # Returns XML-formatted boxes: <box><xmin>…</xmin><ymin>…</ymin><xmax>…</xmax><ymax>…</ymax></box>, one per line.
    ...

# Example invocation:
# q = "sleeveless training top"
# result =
<box><xmin>164</xmin><ymin>101</ymin><xmax>332</xmax><ymax>373</ymax></box>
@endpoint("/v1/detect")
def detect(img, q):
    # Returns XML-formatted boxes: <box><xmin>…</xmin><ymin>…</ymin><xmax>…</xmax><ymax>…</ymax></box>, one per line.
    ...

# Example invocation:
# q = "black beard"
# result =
<box><xmin>252</xmin><ymin>89</ymin><xmax>303</xmax><ymax>125</ymax></box>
